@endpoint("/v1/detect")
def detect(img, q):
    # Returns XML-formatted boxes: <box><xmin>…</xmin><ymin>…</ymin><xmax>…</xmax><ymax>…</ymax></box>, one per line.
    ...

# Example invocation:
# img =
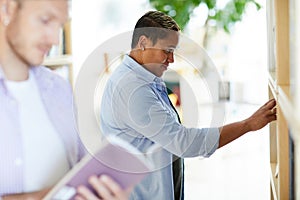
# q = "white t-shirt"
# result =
<box><xmin>5</xmin><ymin>71</ymin><xmax>69</xmax><ymax>192</ymax></box>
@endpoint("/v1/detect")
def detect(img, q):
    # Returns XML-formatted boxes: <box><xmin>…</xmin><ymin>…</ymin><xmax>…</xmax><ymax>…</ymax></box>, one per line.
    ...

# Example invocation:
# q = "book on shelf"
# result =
<box><xmin>44</xmin><ymin>136</ymin><xmax>152</xmax><ymax>200</ymax></box>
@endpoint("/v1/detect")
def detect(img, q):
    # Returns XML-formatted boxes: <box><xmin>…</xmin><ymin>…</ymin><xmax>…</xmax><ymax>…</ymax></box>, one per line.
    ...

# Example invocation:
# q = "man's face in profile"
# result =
<box><xmin>141</xmin><ymin>31</ymin><xmax>179</xmax><ymax>77</ymax></box>
<box><xmin>5</xmin><ymin>0</ymin><xmax>68</xmax><ymax>66</ymax></box>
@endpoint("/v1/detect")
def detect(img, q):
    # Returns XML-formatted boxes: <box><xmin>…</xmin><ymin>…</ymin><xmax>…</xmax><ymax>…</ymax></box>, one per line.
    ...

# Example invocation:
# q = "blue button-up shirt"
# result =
<box><xmin>100</xmin><ymin>55</ymin><xmax>220</xmax><ymax>200</ymax></box>
<box><xmin>0</xmin><ymin>66</ymin><xmax>84</xmax><ymax>196</ymax></box>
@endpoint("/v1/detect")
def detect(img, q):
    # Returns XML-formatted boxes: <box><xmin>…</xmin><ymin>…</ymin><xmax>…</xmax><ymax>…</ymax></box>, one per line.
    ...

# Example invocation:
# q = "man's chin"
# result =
<box><xmin>29</xmin><ymin>58</ymin><xmax>44</xmax><ymax>67</ymax></box>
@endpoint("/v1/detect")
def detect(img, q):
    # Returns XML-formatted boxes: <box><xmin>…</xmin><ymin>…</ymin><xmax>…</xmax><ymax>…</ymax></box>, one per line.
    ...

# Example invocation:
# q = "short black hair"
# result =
<box><xmin>131</xmin><ymin>11</ymin><xmax>180</xmax><ymax>49</ymax></box>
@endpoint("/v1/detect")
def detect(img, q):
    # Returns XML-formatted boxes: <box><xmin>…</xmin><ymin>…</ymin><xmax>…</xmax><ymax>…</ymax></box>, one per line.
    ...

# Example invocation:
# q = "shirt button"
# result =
<box><xmin>15</xmin><ymin>158</ymin><xmax>23</xmax><ymax>166</ymax></box>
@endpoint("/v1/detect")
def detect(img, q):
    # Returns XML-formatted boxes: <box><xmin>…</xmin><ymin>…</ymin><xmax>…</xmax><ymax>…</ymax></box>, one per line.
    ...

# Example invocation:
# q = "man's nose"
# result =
<box><xmin>167</xmin><ymin>52</ymin><xmax>174</xmax><ymax>63</ymax></box>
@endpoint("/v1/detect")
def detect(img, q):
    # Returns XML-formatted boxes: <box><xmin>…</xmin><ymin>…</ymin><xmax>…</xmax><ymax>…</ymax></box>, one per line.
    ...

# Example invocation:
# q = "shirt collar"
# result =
<box><xmin>31</xmin><ymin>66</ymin><xmax>54</xmax><ymax>88</ymax></box>
<box><xmin>123</xmin><ymin>55</ymin><xmax>164</xmax><ymax>83</ymax></box>
<box><xmin>122</xmin><ymin>55</ymin><xmax>166</xmax><ymax>92</ymax></box>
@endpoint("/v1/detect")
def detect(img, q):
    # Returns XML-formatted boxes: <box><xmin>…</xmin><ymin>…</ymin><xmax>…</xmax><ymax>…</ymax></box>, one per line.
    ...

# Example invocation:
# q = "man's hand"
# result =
<box><xmin>244</xmin><ymin>99</ymin><xmax>277</xmax><ymax>131</ymax></box>
<box><xmin>75</xmin><ymin>175</ymin><xmax>133</xmax><ymax>200</ymax></box>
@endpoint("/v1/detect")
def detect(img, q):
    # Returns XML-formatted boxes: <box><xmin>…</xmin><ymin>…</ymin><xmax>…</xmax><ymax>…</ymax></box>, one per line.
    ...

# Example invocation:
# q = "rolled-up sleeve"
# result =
<box><xmin>114</xmin><ymin>82</ymin><xmax>220</xmax><ymax>158</ymax></box>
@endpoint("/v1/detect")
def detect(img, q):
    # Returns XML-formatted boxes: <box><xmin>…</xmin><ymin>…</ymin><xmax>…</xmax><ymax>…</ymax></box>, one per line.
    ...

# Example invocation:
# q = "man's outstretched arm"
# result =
<box><xmin>218</xmin><ymin>99</ymin><xmax>276</xmax><ymax>148</ymax></box>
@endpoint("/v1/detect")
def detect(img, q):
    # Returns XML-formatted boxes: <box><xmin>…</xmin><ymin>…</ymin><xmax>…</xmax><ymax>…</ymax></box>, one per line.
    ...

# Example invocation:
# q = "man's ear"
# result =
<box><xmin>1</xmin><ymin>0</ymin><xmax>18</xmax><ymax>26</ymax></box>
<box><xmin>137</xmin><ymin>35</ymin><xmax>150</xmax><ymax>51</ymax></box>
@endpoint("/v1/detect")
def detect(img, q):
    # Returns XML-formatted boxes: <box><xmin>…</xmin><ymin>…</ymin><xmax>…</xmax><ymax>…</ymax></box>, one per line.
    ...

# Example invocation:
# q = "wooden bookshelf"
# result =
<box><xmin>43</xmin><ymin>55</ymin><xmax>72</xmax><ymax>67</ymax></box>
<box><xmin>267</xmin><ymin>0</ymin><xmax>299</xmax><ymax>199</ymax></box>
<box><xmin>43</xmin><ymin>19</ymin><xmax>73</xmax><ymax>85</ymax></box>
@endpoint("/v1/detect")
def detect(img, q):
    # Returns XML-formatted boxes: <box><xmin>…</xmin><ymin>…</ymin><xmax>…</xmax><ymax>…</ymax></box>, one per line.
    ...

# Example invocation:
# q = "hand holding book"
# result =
<box><xmin>44</xmin><ymin>136</ymin><xmax>151</xmax><ymax>200</ymax></box>
<box><xmin>75</xmin><ymin>175</ymin><xmax>133</xmax><ymax>200</ymax></box>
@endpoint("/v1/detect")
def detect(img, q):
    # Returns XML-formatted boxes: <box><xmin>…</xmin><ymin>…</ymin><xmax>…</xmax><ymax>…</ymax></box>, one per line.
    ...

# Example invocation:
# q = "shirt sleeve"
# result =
<box><xmin>114</xmin><ymin>83</ymin><xmax>220</xmax><ymax>158</ymax></box>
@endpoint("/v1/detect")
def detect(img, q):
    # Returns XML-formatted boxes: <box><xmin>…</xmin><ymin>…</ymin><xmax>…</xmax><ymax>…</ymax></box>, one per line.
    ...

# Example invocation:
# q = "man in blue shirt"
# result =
<box><xmin>100</xmin><ymin>11</ymin><xmax>276</xmax><ymax>200</ymax></box>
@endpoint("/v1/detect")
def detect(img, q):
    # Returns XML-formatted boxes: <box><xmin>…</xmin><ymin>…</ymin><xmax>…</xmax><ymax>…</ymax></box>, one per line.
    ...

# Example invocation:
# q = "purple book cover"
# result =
<box><xmin>44</xmin><ymin>137</ymin><xmax>151</xmax><ymax>200</ymax></box>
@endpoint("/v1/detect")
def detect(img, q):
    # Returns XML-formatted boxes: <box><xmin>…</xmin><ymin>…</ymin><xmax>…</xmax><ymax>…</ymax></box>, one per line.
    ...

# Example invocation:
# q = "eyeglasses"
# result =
<box><xmin>145</xmin><ymin>47</ymin><xmax>178</xmax><ymax>55</ymax></box>
<box><xmin>162</xmin><ymin>47</ymin><xmax>176</xmax><ymax>55</ymax></box>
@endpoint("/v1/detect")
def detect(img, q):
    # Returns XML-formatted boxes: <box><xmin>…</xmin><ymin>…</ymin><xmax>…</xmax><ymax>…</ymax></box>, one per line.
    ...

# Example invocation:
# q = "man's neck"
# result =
<box><xmin>0</xmin><ymin>40</ymin><xmax>30</xmax><ymax>81</ymax></box>
<box><xmin>129</xmin><ymin>50</ymin><xmax>142</xmax><ymax>65</ymax></box>
<box><xmin>0</xmin><ymin>56</ymin><xmax>30</xmax><ymax>81</ymax></box>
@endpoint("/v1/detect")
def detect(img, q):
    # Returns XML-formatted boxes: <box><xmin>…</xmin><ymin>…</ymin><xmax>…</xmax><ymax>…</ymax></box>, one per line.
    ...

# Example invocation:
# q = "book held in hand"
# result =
<box><xmin>44</xmin><ymin>136</ymin><xmax>151</xmax><ymax>200</ymax></box>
